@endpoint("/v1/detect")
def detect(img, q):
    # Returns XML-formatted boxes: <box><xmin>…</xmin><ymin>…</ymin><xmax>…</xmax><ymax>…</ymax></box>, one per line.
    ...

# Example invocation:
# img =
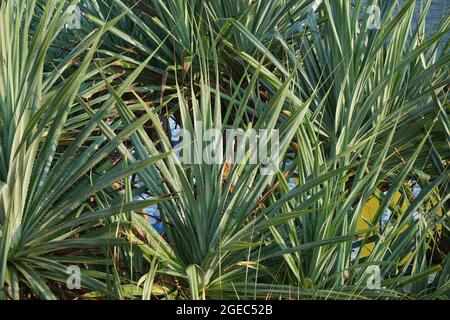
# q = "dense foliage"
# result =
<box><xmin>0</xmin><ymin>0</ymin><xmax>448</xmax><ymax>300</ymax></box>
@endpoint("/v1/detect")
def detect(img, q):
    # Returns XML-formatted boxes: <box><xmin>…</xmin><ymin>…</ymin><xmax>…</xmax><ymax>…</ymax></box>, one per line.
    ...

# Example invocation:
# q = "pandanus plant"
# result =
<box><xmin>103</xmin><ymin>1</ymin><xmax>449</xmax><ymax>299</ymax></box>
<box><xmin>0</xmin><ymin>0</ymin><xmax>447</xmax><ymax>300</ymax></box>
<box><xmin>0</xmin><ymin>0</ymin><xmax>167</xmax><ymax>299</ymax></box>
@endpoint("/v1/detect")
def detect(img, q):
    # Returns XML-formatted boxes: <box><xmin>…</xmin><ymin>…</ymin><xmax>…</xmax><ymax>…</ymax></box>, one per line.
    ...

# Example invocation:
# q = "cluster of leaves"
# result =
<box><xmin>0</xmin><ymin>0</ymin><xmax>448</xmax><ymax>300</ymax></box>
